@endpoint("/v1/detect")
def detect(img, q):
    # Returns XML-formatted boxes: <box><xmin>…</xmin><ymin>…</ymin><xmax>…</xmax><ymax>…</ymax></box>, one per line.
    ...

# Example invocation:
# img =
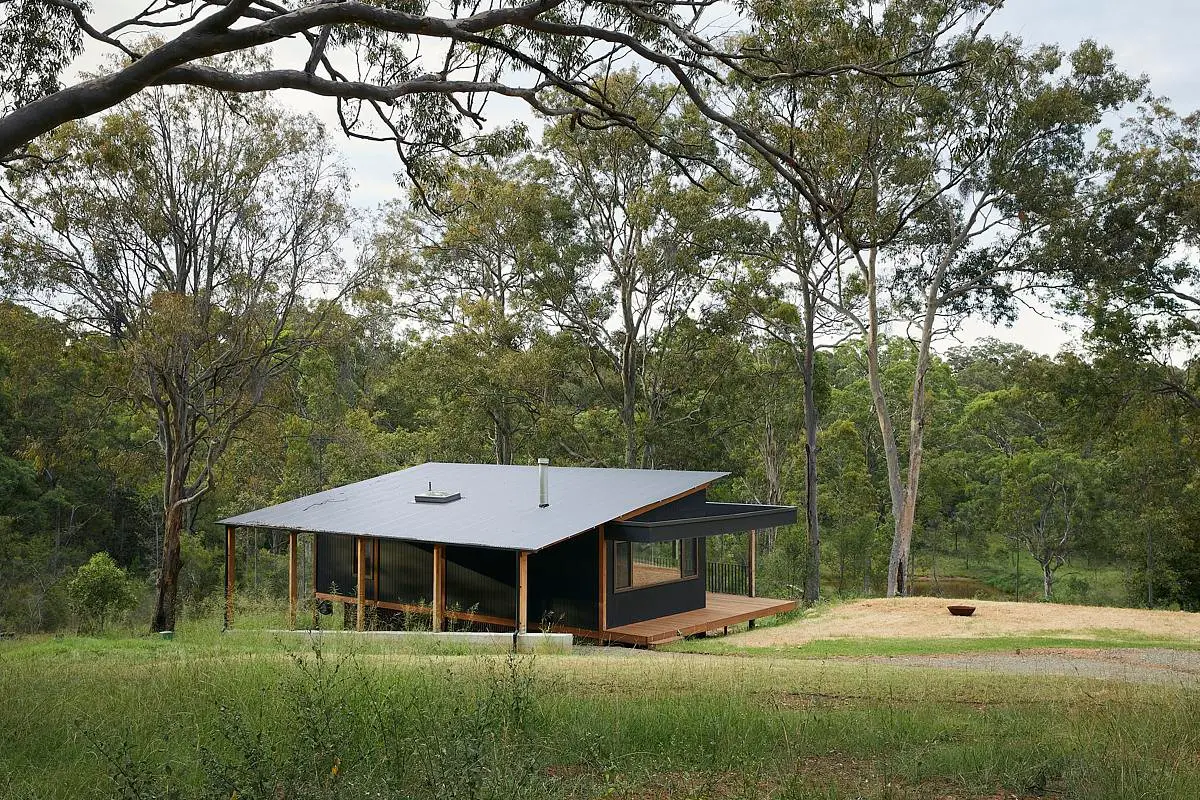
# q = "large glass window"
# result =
<box><xmin>614</xmin><ymin>538</ymin><xmax>698</xmax><ymax>591</ymax></box>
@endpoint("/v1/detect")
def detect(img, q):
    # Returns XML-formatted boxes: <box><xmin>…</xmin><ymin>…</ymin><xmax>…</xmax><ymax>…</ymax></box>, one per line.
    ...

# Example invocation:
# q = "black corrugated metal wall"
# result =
<box><xmin>378</xmin><ymin>540</ymin><xmax>434</xmax><ymax>604</ymax></box>
<box><xmin>444</xmin><ymin>545</ymin><xmax>516</xmax><ymax>619</ymax></box>
<box><xmin>315</xmin><ymin>533</ymin><xmax>358</xmax><ymax>598</ymax></box>
<box><xmin>528</xmin><ymin>528</ymin><xmax>599</xmax><ymax>630</ymax></box>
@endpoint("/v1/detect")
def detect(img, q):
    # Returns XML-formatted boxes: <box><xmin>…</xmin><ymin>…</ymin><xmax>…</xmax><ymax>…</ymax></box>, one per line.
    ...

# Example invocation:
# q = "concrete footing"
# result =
<box><xmin>235</xmin><ymin>628</ymin><xmax>573</xmax><ymax>653</ymax></box>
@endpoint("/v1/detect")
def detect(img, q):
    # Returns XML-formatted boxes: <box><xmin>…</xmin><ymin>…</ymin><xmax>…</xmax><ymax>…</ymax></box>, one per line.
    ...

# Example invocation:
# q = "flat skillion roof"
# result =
<box><xmin>219</xmin><ymin>462</ymin><xmax>727</xmax><ymax>551</ymax></box>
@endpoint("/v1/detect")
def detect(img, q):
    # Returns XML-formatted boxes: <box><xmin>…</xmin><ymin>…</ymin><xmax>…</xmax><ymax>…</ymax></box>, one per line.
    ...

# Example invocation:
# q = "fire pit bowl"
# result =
<box><xmin>947</xmin><ymin>605</ymin><xmax>976</xmax><ymax>617</ymax></box>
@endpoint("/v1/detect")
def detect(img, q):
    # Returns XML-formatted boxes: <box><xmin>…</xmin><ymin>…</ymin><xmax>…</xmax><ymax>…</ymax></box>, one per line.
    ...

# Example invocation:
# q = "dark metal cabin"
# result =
<box><xmin>219</xmin><ymin>462</ymin><xmax>797</xmax><ymax>646</ymax></box>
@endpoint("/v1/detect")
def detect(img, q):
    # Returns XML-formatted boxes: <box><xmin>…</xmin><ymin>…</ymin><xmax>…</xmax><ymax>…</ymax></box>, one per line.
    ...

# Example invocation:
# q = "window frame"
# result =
<box><xmin>612</xmin><ymin>537</ymin><xmax>700</xmax><ymax>593</ymax></box>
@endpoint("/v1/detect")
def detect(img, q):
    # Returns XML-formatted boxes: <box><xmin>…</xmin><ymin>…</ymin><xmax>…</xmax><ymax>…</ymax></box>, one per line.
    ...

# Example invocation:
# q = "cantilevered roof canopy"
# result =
<box><xmin>606</xmin><ymin>502</ymin><xmax>797</xmax><ymax>543</ymax></box>
<box><xmin>219</xmin><ymin>462</ymin><xmax>727</xmax><ymax>552</ymax></box>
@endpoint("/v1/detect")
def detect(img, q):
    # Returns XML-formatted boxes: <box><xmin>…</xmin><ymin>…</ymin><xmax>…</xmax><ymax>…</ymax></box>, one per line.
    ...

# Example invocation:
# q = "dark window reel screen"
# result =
<box><xmin>681</xmin><ymin>537</ymin><xmax>697</xmax><ymax>577</ymax></box>
<box><xmin>351</xmin><ymin>538</ymin><xmax>375</xmax><ymax>582</ymax></box>
<box><xmin>615</xmin><ymin>538</ymin><xmax>699</xmax><ymax>590</ymax></box>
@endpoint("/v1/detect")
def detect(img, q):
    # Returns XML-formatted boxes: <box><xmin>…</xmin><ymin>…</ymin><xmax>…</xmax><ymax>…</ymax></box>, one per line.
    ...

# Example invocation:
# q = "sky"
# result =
<box><xmin>948</xmin><ymin>1</ymin><xmax>1200</xmax><ymax>354</ymax></box>
<box><xmin>83</xmin><ymin>1</ymin><xmax>1200</xmax><ymax>355</ymax></box>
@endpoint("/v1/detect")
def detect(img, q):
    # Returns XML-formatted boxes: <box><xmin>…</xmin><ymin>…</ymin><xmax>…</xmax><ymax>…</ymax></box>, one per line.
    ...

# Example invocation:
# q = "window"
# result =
<box><xmin>613</xmin><ymin>538</ymin><xmax>698</xmax><ymax>591</ymax></box>
<box><xmin>614</xmin><ymin>540</ymin><xmax>631</xmax><ymax>590</ymax></box>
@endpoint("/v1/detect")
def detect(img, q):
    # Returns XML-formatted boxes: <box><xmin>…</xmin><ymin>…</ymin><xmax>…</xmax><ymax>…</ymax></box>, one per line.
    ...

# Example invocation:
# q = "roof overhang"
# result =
<box><xmin>606</xmin><ymin>502</ymin><xmax>797</xmax><ymax>542</ymax></box>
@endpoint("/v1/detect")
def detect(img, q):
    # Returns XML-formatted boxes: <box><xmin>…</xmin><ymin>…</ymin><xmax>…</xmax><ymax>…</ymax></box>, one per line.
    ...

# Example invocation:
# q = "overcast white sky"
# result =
<box><xmin>960</xmin><ymin>1</ymin><xmax>1199</xmax><ymax>354</ymax></box>
<box><xmin>86</xmin><ymin>1</ymin><xmax>1199</xmax><ymax>355</ymax></box>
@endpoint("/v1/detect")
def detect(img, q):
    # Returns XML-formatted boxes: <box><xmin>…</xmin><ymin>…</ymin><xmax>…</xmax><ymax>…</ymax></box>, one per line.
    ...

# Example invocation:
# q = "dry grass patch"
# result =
<box><xmin>733</xmin><ymin>597</ymin><xmax>1200</xmax><ymax>647</ymax></box>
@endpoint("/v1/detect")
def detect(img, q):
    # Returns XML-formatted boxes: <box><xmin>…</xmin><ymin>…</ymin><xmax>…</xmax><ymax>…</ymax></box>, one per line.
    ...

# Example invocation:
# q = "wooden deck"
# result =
<box><xmin>601</xmin><ymin>592</ymin><xmax>797</xmax><ymax>646</ymax></box>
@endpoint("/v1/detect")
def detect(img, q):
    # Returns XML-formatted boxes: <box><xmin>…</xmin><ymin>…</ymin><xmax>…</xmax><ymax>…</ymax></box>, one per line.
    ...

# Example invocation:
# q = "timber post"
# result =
<box><xmin>747</xmin><ymin>528</ymin><xmax>757</xmax><ymax>629</ymax></box>
<box><xmin>311</xmin><ymin>533</ymin><xmax>319</xmax><ymax>628</ymax></box>
<box><xmin>432</xmin><ymin>543</ymin><xmax>446</xmax><ymax>632</ymax></box>
<box><xmin>374</xmin><ymin>539</ymin><xmax>380</xmax><ymax>616</ymax></box>
<box><xmin>355</xmin><ymin>536</ymin><xmax>366</xmax><ymax>632</ymax></box>
<box><xmin>287</xmin><ymin>530</ymin><xmax>298</xmax><ymax>630</ymax></box>
<box><xmin>598</xmin><ymin>525</ymin><xmax>607</xmax><ymax>632</ymax></box>
<box><xmin>517</xmin><ymin>550</ymin><xmax>529</xmax><ymax>634</ymax></box>
<box><xmin>224</xmin><ymin>525</ymin><xmax>235</xmax><ymax>630</ymax></box>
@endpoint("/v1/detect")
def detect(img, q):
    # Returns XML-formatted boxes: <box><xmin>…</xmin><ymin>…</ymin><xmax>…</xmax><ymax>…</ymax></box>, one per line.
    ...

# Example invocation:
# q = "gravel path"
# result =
<box><xmin>863</xmin><ymin>647</ymin><xmax>1200</xmax><ymax>685</ymax></box>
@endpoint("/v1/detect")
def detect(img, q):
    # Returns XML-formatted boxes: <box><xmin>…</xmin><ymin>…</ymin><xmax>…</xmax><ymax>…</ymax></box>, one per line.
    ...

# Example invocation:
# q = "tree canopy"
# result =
<box><xmin>1</xmin><ymin>0</ymin><xmax>1198</xmax><ymax>631</ymax></box>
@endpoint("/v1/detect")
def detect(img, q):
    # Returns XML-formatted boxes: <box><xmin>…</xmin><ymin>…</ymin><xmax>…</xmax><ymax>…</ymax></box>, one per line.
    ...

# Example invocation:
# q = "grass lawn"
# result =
<box><xmin>664</xmin><ymin>630</ymin><xmax>1200</xmax><ymax>658</ymax></box>
<box><xmin>3</xmin><ymin>614</ymin><xmax>1200</xmax><ymax>800</ymax></box>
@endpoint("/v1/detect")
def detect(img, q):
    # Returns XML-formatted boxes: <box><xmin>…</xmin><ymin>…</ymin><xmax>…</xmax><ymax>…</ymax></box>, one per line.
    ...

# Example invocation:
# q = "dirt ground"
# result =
<box><xmin>734</xmin><ymin>596</ymin><xmax>1200</xmax><ymax>646</ymax></box>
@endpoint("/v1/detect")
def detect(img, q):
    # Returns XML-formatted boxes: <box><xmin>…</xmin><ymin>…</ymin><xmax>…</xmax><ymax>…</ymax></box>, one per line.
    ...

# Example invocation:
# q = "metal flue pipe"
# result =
<box><xmin>538</xmin><ymin>458</ymin><xmax>549</xmax><ymax>507</ymax></box>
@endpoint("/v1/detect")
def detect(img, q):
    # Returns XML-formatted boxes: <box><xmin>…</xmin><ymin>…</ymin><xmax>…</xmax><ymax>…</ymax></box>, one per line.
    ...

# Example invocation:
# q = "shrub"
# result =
<box><xmin>67</xmin><ymin>552</ymin><xmax>139</xmax><ymax>632</ymax></box>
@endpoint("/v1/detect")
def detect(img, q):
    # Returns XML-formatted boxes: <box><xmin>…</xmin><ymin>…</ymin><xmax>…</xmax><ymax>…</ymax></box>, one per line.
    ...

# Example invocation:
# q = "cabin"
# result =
<box><xmin>219</xmin><ymin>461</ymin><xmax>797</xmax><ymax>646</ymax></box>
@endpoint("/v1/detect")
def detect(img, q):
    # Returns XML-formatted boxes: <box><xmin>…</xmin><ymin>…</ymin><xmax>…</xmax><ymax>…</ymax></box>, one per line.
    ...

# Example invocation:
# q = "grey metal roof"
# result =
<box><xmin>219</xmin><ymin>462</ymin><xmax>728</xmax><ymax>551</ymax></box>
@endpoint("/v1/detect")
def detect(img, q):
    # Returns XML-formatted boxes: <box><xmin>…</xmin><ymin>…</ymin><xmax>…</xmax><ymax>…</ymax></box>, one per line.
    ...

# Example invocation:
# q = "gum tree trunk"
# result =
<box><xmin>151</xmin><ymin>452</ymin><xmax>190</xmax><ymax>632</ymax></box>
<box><xmin>802</xmin><ymin>283</ymin><xmax>821</xmax><ymax>603</ymax></box>
<box><xmin>859</xmin><ymin>246</ymin><xmax>906</xmax><ymax>596</ymax></box>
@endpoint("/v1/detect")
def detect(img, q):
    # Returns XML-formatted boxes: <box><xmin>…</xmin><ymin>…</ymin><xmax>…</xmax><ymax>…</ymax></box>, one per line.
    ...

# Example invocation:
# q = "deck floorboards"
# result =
<box><xmin>603</xmin><ymin>592</ymin><xmax>797</xmax><ymax>646</ymax></box>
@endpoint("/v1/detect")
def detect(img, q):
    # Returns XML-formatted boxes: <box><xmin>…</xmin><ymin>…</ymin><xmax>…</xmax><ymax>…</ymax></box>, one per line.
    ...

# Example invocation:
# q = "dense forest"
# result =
<box><xmin>0</xmin><ymin>1</ymin><xmax>1198</xmax><ymax>632</ymax></box>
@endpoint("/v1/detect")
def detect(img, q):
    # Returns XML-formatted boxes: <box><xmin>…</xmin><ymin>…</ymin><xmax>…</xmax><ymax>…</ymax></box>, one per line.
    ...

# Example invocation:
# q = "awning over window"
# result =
<box><xmin>607</xmin><ymin>502</ymin><xmax>797</xmax><ymax>543</ymax></box>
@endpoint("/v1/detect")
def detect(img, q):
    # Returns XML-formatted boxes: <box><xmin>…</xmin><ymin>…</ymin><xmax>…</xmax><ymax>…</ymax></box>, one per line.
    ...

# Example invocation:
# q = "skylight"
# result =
<box><xmin>415</xmin><ymin>482</ymin><xmax>461</xmax><ymax>504</ymax></box>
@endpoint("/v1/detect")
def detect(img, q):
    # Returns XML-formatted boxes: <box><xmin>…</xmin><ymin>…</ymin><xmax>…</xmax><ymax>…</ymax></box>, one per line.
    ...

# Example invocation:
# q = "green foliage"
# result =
<box><xmin>0</xmin><ymin>0</ymin><xmax>84</xmax><ymax>112</ymax></box>
<box><xmin>1048</xmin><ymin>103</ymin><xmax>1200</xmax><ymax>358</ymax></box>
<box><xmin>67</xmin><ymin>552</ymin><xmax>139</xmax><ymax>632</ymax></box>
<box><xmin>0</xmin><ymin>302</ymin><xmax>141</xmax><ymax>633</ymax></box>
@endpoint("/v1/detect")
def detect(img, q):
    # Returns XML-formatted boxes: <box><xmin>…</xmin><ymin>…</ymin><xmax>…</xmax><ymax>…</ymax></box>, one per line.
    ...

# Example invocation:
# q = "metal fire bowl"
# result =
<box><xmin>947</xmin><ymin>605</ymin><xmax>976</xmax><ymax>617</ymax></box>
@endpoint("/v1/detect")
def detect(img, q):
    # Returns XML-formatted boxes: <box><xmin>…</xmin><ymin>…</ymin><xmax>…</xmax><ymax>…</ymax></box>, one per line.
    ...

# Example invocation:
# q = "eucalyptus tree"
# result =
<box><xmin>538</xmin><ymin>72</ymin><xmax>757</xmax><ymax>468</ymax></box>
<box><xmin>725</xmin><ymin>0</ymin><xmax>992</xmax><ymax>598</ymax></box>
<box><xmin>375</xmin><ymin>157</ymin><xmax>575</xmax><ymax>463</ymax></box>
<box><xmin>721</xmin><ymin>22</ymin><xmax>857</xmax><ymax>597</ymax></box>
<box><xmin>723</xmin><ymin>0</ymin><xmax>971</xmax><ymax>601</ymax></box>
<box><xmin>860</xmin><ymin>39</ymin><xmax>1141</xmax><ymax>596</ymax></box>
<box><xmin>1047</xmin><ymin>104</ymin><xmax>1200</xmax><ymax>408</ymax></box>
<box><xmin>0</xmin><ymin>83</ymin><xmax>351</xmax><ymax>632</ymax></box>
<box><xmin>1037</xmin><ymin>104</ymin><xmax>1200</xmax><ymax>599</ymax></box>
<box><xmin>1101</xmin><ymin>374</ymin><xmax>1200</xmax><ymax>607</ymax></box>
<box><xmin>999</xmin><ymin>448</ymin><xmax>1102</xmax><ymax>601</ymax></box>
<box><xmin>735</xmin><ymin>0</ymin><xmax>1141</xmax><ymax>594</ymax></box>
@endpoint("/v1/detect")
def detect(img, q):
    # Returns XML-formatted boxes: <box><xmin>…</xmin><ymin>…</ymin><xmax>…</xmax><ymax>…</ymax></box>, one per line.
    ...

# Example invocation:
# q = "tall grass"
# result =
<box><xmin>2</xmin><ymin>625</ymin><xmax>1198</xmax><ymax>799</ymax></box>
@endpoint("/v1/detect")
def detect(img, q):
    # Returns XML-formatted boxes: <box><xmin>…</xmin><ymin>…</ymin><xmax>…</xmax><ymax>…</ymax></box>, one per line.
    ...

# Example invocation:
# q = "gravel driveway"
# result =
<box><xmin>863</xmin><ymin>647</ymin><xmax>1200</xmax><ymax>685</ymax></box>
